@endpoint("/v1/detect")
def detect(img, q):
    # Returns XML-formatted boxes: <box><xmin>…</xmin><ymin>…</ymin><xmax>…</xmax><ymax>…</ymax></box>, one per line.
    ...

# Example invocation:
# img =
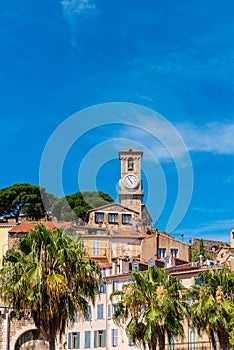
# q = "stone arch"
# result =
<box><xmin>10</xmin><ymin>324</ymin><xmax>48</xmax><ymax>350</ymax></box>
<box><xmin>211</xmin><ymin>245</ymin><xmax>218</xmax><ymax>252</ymax></box>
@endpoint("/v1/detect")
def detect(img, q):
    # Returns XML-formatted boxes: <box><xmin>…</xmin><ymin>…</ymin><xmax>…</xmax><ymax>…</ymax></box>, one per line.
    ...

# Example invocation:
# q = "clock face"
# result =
<box><xmin>124</xmin><ymin>175</ymin><xmax>139</xmax><ymax>189</ymax></box>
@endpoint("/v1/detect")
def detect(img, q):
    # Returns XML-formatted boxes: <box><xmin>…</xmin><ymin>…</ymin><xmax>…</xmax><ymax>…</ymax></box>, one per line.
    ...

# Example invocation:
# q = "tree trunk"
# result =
<box><xmin>158</xmin><ymin>331</ymin><xmax>165</xmax><ymax>350</ymax></box>
<box><xmin>49</xmin><ymin>339</ymin><xmax>56</xmax><ymax>350</ymax></box>
<box><xmin>15</xmin><ymin>213</ymin><xmax>19</xmax><ymax>223</ymax></box>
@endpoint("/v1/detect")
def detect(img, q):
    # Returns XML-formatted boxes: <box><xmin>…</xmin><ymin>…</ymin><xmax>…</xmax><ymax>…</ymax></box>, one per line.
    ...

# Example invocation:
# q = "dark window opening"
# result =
<box><xmin>95</xmin><ymin>212</ymin><xmax>104</xmax><ymax>224</ymax></box>
<box><xmin>128</xmin><ymin>158</ymin><xmax>134</xmax><ymax>171</ymax></box>
<box><xmin>122</xmin><ymin>214</ymin><xmax>131</xmax><ymax>224</ymax></box>
<box><xmin>108</xmin><ymin>213</ymin><xmax>118</xmax><ymax>223</ymax></box>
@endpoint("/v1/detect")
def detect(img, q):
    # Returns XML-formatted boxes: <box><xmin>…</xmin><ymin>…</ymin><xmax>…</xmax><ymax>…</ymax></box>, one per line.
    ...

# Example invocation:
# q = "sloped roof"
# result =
<box><xmin>221</xmin><ymin>253</ymin><xmax>234</xmax><ymax>263</ymax></box>
<box><xmin>9</xmin><ymin>221</ymin><xmax>57</xmax><ymax>233</ymax></box>
<box><xmin>118</xmin><ymin>148</ymin><xmax>143</xmax><ymax>155</ymax></box>
<box><xmin>56</xmin><ymin>221</ymin><xmax>73</xmax><ymax>230</ymax></box>
<box><xmin>86</xmin><ymin>202</ymin><xmax>139</xmax><ymax>214</ymax></box>
<box><xmin>99</xmin><ymin>262</ymin><xmax>113</xmax><ymax>268</ymax></box>
<box><xmin>148</xmin><ymin>229</ymin><xmax>191</xmax><ymax>247</ymax></box>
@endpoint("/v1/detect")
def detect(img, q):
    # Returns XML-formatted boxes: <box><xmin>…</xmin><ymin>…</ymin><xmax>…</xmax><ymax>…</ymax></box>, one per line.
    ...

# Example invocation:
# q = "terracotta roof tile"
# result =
<box><xmin>138</xmin><ymin>261</ymin><xmax>148</xmax><ymax>266</ymax></box>
<box><xmin>56</xmin><ymin>222</ymin><xmax>73</xmax><ymax>230</ymax></box>
<box><xmin>9</xmin><ymin>222</ymin><xmax>57</xmax><ymax>233</ymax></box>
<box><xmin>99</xmin><ymin>263</ymin><xmax>113</xmax><ymax>268</ymax></box>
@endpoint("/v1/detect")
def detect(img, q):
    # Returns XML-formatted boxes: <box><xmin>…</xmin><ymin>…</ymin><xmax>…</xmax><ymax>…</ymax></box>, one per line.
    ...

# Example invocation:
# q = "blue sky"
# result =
<box><xmin>1</xmin><ymin>0</ymin><xmax>234</xmax><ymax>243</ymax></box>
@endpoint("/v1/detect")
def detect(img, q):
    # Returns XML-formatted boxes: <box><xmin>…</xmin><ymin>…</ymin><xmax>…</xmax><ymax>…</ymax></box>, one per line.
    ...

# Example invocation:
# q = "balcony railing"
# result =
<box><xmin>164</xmin><ymin>341</ymin><xmax>212</xmax><ymax>350</ymax></box>
<box><xmin>111</xmin><ymin>248</ymin><xmax>140</xmax><ymax>259</ymax></box>
<box><xmin>84</xmin><ymin>247</ymin><xmax>110</xmax><ymax>260</ymax></box>
<box><xmin>76</xmin><ymin>228</ymin><xmax>109</xmax><ymax>236</ymax></box>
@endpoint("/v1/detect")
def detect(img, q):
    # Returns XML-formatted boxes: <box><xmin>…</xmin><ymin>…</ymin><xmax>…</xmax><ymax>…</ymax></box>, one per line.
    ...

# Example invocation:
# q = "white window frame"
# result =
<box><xmin>111</xmin><ymin>329</ymin><xmax>118</xmax><ymax>346</ymax></box>
<box><xmin>158</xmin><ymin>248</ymin><xmax>166</xmax><ymax>258</ymax></box>
<box><xmin>92</xmin><ymin>240</ymin><xmax>100</xmax><ymax>256</ymax></box>
<box><xmin>170</xmin><ymin>248</ymin><xmax>178</xmax><ymax>258</ymax></box>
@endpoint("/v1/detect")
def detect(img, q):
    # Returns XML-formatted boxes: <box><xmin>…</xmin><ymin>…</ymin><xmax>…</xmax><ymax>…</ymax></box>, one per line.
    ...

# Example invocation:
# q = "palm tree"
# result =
<box><xmin>0</xmin><ymin>223</ymin><xmax>101</xmax><ymax>350</ymax></box>
<box><xmin>228</xmin><ymin>310</ymin><xmax>234</xmax><ymax>349</ymax></box>
<box><xmin>111</xmin><ymin>266</ymin><xmax>187</xmax><ymax>350</ymax></box>
<box><xmin>188</xmin><ymin>267</ymin><xmax>234</xmax><ymax>350</ymax></box>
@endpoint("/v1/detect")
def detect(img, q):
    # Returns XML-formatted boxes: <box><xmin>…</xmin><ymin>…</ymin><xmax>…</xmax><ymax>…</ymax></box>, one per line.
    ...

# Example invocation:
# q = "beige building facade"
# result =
<box><xmin>67</xmin><ymin>260</ymin><xmax>214</xmax><ymax>350</ymax></box>
<box><xmin>141</xmin><ymin>230</ymin><xmax>191</xmax><ymax>263</ymax></box>
<box><xmin>0</xmin><ymin>224</ymin><xmax>14</xmax><ymax>268</ymax></box>
<box><xmin>0</xmin><ymin>148</ymin><xmax>220</xmax><ymax>350</ymax></box>
<box><xmin>230</xmin><ymin>227</ymin><xmax>234</xmax><ymax>247</ymax></box>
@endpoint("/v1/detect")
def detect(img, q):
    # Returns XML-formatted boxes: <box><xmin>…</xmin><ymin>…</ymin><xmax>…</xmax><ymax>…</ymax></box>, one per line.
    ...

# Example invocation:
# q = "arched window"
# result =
<box><xmin>128</xmin><ymin>158</ymin><xmax>134</xmax><ymax>170</ymax></box>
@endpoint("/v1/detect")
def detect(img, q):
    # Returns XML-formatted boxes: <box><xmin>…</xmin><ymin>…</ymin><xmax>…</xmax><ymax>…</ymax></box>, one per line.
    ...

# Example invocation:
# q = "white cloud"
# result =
<box><xmin>174</xmin><ymin>219</ymin><xmax>234</xmax><ymax>243</ymax></box>
<box><xmin>192</xmin><ymin>207</ymin><xmax>226</xmax><ymax>214</ymax></box>
<box><xmin>61</xmin><ymin>0</ymin><xmax>96</xmax><ymax>15</ymax></box>
<box><xmin>199</xmin><ymin>219</ymin><xmax>234</xmax><ymax>233</ymax></box>
<box><xmin>113</xmin><ymin>119</ymin><xmax>234</xmax><ymax>163</ymax></box>
<box><xmin>176</xmin><ymin>121</ymin><xmax>234</xmax><ymax>155</ymax></box>
<box><xmin>61</xmin><ymin>0</ymin><xmax>96</xmax><ymax>47</ymax></box>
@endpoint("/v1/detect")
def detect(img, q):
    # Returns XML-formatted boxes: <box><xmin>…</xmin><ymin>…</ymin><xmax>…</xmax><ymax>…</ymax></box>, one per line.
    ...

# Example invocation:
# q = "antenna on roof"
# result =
<box><xmin>181</xmin><ymin>233</ymin><xmax>184</xmax><ymax>242</ymax></box>
<box><xmin>155</xmin><ymin>217</ymin><xmax>158</xmax><ymax>230</ymax></box>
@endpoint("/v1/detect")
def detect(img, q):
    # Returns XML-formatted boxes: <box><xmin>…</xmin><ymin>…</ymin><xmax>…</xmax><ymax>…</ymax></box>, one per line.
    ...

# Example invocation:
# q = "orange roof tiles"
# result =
<box><xmin>9</xmin><ymin>221</ymin><xmax>57</xmax><ymax>233</ymax></box>
<box><xmin>98</xmin><ymin>263</ymin><xmax>113</xmax><ymax>268</ymax></box>
<box><xmin>55</xmin><ymin>222</ymin><xmax>73</xmax><ymax>230</ymax></box>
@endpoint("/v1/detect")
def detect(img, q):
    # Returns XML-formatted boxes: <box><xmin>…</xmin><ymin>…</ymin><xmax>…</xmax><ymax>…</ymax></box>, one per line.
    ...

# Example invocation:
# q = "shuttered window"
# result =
<box><xmin>68</xmin><ymin>332</ymin><xmax>80</xmax><ymax>349</ymax></box>
<box><xmin>85</xmin><ymin>331</ymin><xmax>91</xmax><ymax>348</ymax></box>
<box><xmin>94</xmin><ymin>330</ymin><xmax>106</xmax><ymax>348</ymax></box>
<box><xmin>97</xmin><ymin>304</ymin><xmax>104</xmax><ymax>319</ymax></box>
<box><xmin>111</xmin><ymin>329</ymin><xmax>118</xmax><ymax>346</ymax></box>
<box><xmin>85</xmin><ymin>305</ymin><xmax>91</xmax><ymax>321</ymax></box>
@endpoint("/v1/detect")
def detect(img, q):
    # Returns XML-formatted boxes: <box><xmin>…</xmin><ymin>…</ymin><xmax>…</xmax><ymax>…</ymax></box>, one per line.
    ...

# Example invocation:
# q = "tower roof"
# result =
<box><xmin>118</xmin><ymin>148</ymin><xmax>143</xmax><ymax>158</ymax></box>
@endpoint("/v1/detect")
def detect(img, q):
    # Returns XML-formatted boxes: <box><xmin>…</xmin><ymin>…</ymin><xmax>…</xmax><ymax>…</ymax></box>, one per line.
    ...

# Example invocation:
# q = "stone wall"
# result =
<box><xmin>192</xmin><ymin>238</ymin><xmax>228</xmax><ymax>250</ymax></box>
<box><xmin>0</xmin><ymin>310</ymin><xmax>65</xmax><ymax>350</ymax></box>
<box><xmin>192</xmin><ymin>238</ymin><xmax>229</xmax><ymax>258</ymax></box>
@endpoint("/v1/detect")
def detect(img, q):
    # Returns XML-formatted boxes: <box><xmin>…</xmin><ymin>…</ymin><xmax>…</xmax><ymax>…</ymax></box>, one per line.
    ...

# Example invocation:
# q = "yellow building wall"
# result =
<box><xmin>82</xmin><ymin>237</ymin><xmax>111</xmax><ymax>261</ymax></box>
<box><xmin>0</xmin><ymin>225</ymin><xmax>14</xmax><ymax>267</ymax></box>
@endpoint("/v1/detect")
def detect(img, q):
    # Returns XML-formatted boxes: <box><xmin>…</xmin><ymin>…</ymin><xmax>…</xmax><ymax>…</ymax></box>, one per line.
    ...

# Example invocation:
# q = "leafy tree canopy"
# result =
<box><xmin>229</xmin><ymin>310</ymin><xmax>234</xmax><ymax>349</ymax></box>
<box><xmin>111</xmin><ymin>266</ymin><xmax>187</xmax><ymax>350</ymax></box>
<box><xmin>0</xmin><ymin>183</ymin><xmax>58</xmax><ymax>222</ymax></box>
<box><xmin>0</xmin><ymin>183</ymin><xmax>113</xmax><ymax>223</ymax></box>
<box><xmin>0</xmin><ymin>224</ymin><xmax>101</xmax><ymax>350</ymax></box>
<box><xmin>189</xmin><ymin>267</ymin><xmax>234</xmax><ymax>350</ymax></box>
<box><xmin>199</xmin><ymin>239</ymin><xmax>205</xmax><ymax>256</ymax></box>
<box><xmin>51</xmin><ymin>191</ymin><xmax>114</xmax><ymax>222</ymax></box>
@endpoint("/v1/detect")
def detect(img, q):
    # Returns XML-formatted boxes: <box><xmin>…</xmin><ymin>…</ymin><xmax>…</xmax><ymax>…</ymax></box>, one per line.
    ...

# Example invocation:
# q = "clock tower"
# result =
<box><xmin>118</xmin><ymin>148</ymin><xmax>144</xmax><ymax>213</ymax></box>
